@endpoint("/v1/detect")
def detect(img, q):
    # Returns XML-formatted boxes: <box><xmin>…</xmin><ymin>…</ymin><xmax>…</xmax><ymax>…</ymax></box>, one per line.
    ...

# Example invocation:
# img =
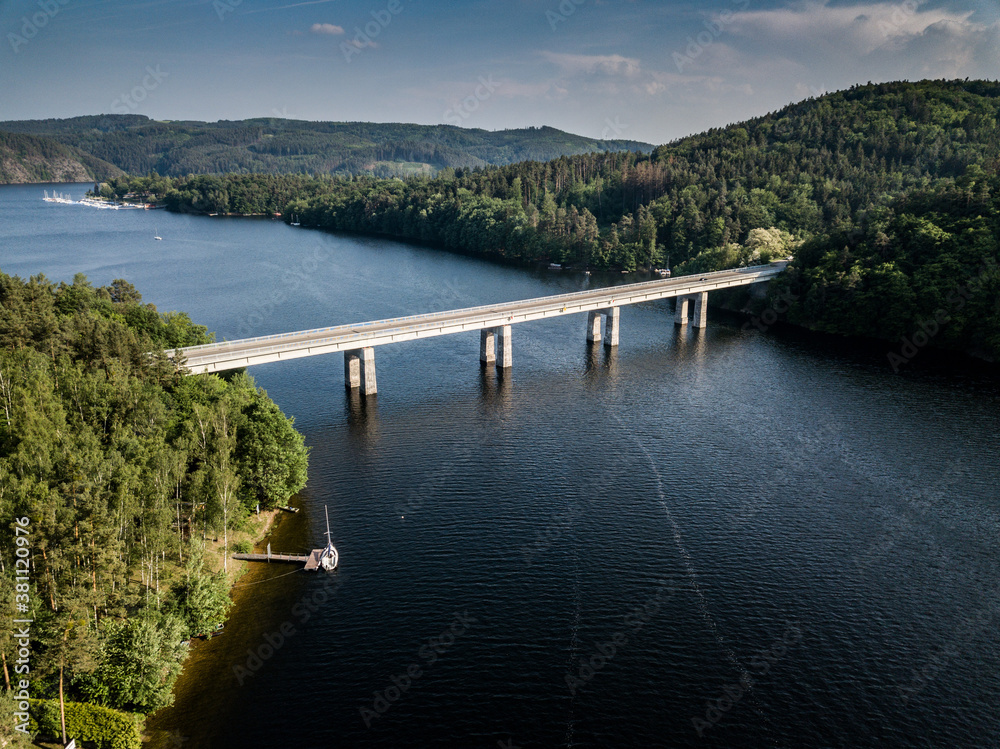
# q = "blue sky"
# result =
<box><xmin>1</xmin><ymin>0</ymin><xmax>998</xmax><ymax>144</ymax></box>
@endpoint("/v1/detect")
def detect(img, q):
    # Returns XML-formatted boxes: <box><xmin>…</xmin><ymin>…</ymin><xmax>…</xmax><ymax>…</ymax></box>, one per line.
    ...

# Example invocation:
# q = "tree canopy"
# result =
<box><xmin>0</xmin><ymin>272</ymin><xmax>310</xmax><ymax>742</ymax></box>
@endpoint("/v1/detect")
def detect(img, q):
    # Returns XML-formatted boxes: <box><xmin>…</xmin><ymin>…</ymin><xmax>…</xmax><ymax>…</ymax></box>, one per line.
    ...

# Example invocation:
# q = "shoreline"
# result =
<box><xmin>141</xmin><ymin>500</ymin><xmax>312</xmax><ymax>747</ymax></box>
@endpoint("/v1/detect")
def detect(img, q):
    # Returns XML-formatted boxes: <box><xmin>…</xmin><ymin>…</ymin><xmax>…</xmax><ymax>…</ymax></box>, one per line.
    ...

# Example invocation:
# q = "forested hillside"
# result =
<box><xmin>0</xmin><ymin>274</ymin><xmax>309</xmax><ymax>746</ymax></box>
<box><xmin>769</xmin><ymin>172</ymin><xmax>1000</xmax><ymax>362</ymax></box>
<box><xmin>94</xmin><ymin>80</ymin><xmax>1000</xmax><ymax>361</ymax></box>
<box><xmin>0</xmin><ymin>115</ymin><xmax>651</xmax><ymax>179</ymax></box>
<box><xmin>0</xmin><ymin>131</ymin><xmax>122</xmax><ymax>184</ymax></box>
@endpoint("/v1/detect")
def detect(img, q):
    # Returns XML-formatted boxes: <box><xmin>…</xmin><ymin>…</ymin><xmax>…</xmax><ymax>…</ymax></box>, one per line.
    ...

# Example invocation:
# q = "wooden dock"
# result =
<box><xmin>303</xmin><ymin>550</ymin><xmax>324</xmax><ymax>571</ymax></box>
<box><xmin>233</xmin><ymin>546</ymin><xmax>325</xmax><ymax>571</ymax></box>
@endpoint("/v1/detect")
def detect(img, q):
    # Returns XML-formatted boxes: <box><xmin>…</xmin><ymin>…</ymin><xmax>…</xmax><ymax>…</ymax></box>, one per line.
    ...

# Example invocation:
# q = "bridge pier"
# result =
<box><xmin>344</xmin><ymin>347</ymin><xmax>377</xmax><ymax>395</ymax></box>
<box><xmin>604</xmin><ymin>306</ymin><xmax>620</xmax><ymax>347</ymax></box>
<box><xmin>344</xmin><ymin>349</ymin><xmax>360</xmax><ymax>387</ymax></box>
<box><xmin>481</xmin><ymin>326</ymin><xmax>512</xmax><ymax>368</ymax></box>
<box><xmin>497</xmin><ymin>325</ymin><xmax>513</xmax><ymax>368</ymax></box>
<box><xmin>480</xmin><ymin>329</ymin><xmax>496</xmax><ymax>365</ymax></box>
<box><xmin>692</xmin><ymin>291</ymin><xmax>708</xmax><ymax>329</ymax></box>
<box><xmin>675</xmin><ymin>293</ymin><xmax>709</xmax><ymax>327</ymax></box>
<box><xmin>587</xmin><ymin>311</ymin><xmax>602</xmax><ymax>343</ymax></box>
<box><xmin>587</xmin><ymin>308</ymin><xmax>620</xmax><ymax>346</ymax></box>
<box><xmin>674</xmin><ymin>296</ymin><xmax>691</xmax><ymax>325</ymax></box>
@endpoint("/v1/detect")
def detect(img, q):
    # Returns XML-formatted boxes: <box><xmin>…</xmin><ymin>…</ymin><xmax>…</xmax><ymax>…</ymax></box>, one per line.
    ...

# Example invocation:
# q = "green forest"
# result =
<box><xmin>99</xmin><ymin>80</ymin><xmax>1000</xmax><ymax>361</ymax></box>
<box><xmin>0</xmin><ymin>116</ymin><xmax>651</xmax><ymax>179</ymax></box>
<box><xmin>1</xmin><ymin>74</ymin><xmax>999</xmax><ymax>748</ymax></box>
<box><xmin>0</xmin><ymin>274</ymin><xmax>309</xmax><ymax>747</ymax></box>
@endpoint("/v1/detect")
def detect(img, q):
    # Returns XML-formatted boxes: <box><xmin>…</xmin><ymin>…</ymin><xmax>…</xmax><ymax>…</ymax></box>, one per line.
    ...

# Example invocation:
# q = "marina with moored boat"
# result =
<box><xmin>232</xmin><ymin>504</ymin><xmax>338</xmax><ymax>572</ymax></box>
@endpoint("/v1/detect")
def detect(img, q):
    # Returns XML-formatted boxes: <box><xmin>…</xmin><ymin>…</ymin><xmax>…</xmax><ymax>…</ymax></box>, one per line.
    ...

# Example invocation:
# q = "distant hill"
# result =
<box><xmin>109</xmin><ymin>79</ymin><xmax>997</xmax><ymax>362</ymax></box>
<box><xmin>0</xmin><ymin>131</ymin><xmax>123</xmax><ymax>184</ymax></box>
<box><xmin>0</xmin><ymin>115</ymin><xmax>652</xmax><ymax>180</ymax></box>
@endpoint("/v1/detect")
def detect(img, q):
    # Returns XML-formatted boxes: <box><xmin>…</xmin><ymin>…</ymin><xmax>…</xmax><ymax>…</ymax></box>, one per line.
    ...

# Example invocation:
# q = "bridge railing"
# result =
<box><xmin>181</xmin><ymin>268</ymin><xmax>785</xmax><ymax>366</ymax></box>
<box><xmin>180</xmin><ymin>264</ymin><xmax>783</xmax><ymax>360</ymax></box>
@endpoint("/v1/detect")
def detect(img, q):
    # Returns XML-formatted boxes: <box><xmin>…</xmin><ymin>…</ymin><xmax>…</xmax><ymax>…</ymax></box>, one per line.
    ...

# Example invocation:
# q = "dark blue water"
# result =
<box><xmin>3</xmin><ymin>184</ymin><xmax>1000</xmax><ymax>748</ymax></box>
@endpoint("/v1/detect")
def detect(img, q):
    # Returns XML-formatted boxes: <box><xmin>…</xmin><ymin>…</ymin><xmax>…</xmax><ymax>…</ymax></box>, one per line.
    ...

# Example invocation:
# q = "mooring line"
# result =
<box><xmin>230</xmin><ymin>567</ymin><xmax>305</xmax><ymax>587</ymax></box>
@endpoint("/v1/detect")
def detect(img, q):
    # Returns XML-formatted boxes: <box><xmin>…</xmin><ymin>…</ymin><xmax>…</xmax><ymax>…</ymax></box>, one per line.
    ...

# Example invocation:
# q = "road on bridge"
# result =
<box><xmin>178</xmin><ymin>263</ymin><xmax>786</xmax><ymax>374</ymax></box>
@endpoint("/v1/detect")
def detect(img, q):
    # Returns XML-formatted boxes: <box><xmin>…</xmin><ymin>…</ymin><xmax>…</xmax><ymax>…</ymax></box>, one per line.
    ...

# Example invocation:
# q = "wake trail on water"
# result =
<box><xmin>613</xmin><ymin>414</ymin><xmax>778</xmax><ymax>746</ymax></box>
<box><xmin>564</xmin><ymin>541</ymin><xmax>581</xmax><ymax>747</ymax></box>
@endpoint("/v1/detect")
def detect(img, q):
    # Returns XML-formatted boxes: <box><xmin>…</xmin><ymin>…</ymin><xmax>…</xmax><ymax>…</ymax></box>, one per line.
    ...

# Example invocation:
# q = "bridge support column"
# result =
<box><xmin>344</xmin><ymin>349</ymin><xmax>360</xmax><ymax>388</ymax></box>
<box><xmin>604</xmin><ymin>306</ymin><xmax>620</xmax><ymax>347</ymax></box>
<box><xmin>480</xmin><ymin>329</ymin><xmax>496</xmax><ymax>365</ymax></box>
<box><xmin>692</xmin><ymin>292</ymin><xmax>708</xmax><ymax>329</ymax></box>
<box><xmin>344</xmin><ymin>347</ymin><xmax>377</xmax><ymax>395</ymax></box>
<box><xmin>587</xmin><ymin>310</ymin><xmax>602</xmax><ymax>342</ymax></box>
<box><xmin>674</xmin><ymin>296</ymin><xmax>691</xmax><ymax>325</ymax></box>
<box><xmin>497</xmin><ymin>325</ymin><xmax>513</xmax><ymax>369</ymax></box>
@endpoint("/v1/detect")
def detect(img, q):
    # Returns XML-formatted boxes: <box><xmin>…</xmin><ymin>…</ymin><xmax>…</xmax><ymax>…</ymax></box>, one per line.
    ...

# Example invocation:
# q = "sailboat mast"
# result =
<box><xmin>324</xmin><ymin>505</ymin><xmax>332</xmax><ymax>543</ymax></box>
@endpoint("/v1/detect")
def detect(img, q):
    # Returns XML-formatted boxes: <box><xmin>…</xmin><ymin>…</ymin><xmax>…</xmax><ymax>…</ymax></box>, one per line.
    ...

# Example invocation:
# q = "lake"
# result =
<box><xmin>3</xmin><ymin>183</ymin><xmax>999</xmax><ymax>748</ymax></box>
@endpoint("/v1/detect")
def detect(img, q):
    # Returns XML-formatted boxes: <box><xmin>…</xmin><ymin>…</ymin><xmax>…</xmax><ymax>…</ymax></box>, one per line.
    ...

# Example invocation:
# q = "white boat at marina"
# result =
<box><xmin>320</xmin><ymin>505</ymin><xmax>339</xmax><ymax>571</ymax></box>
<box><xmin>42</xmin><ymin>189</ymin><xmax>77</xmax><ymax>205</ymax></box>
<box><xmin>44</xmin><ymin>190</ymin><xmax>145</xmax><ymax>210</ymax></box>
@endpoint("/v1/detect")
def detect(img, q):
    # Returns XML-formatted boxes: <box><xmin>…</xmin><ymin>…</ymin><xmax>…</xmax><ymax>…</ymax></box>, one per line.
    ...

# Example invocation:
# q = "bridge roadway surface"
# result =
<box><xmin>178</xmin><ymin>263</ymin><xmax>786</xmax><ymax>374</ymax></box>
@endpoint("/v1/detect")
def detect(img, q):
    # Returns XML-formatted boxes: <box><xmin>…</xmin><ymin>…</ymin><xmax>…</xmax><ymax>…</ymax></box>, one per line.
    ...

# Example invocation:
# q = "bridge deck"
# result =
<box><xmin>178</xmin><ymin>263</ymin><xmax>786</xmax><ymax>374</ymax></box>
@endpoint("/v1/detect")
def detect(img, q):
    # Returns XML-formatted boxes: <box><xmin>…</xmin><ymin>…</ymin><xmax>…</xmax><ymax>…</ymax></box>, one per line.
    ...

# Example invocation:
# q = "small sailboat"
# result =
<box><xmin>320</xmin><ymin>505</ymin><xmax>339</xmax><ymax>571</ymax></box>
<box><xmin>154</xmin><ymin>226</ymin><xmax>162</xmax><ymax>240</ymax></box>
<box><xmin>290</xmin><ymin>214</ymin><xmax>301</xmax><ymax>227</ymax></box>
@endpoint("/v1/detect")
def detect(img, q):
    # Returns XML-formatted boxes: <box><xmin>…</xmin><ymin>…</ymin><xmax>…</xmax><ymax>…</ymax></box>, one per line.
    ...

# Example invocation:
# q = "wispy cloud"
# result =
<box><xmin>243</xmin><ymin>0</ymin><xmax>338</xmax><ymax>14</ymax></box>
<box><xmin>310</xmin><ymin>23</ymin><xmax>345</xmax><ymax>35</ymax></box>
<box><xmin>541</xmin><ymin>52</ymin><xmax>641</xmax><ymax>77</ymax></box>
<box><xmin>726</xmin><ymin>0</ymin><xmax>979</xmax><ymax>56</ymax></box>
<box><xmin>677</xmin><ymin>1</ymin><xmax>1000</xmax><ymax>96</ymax></box>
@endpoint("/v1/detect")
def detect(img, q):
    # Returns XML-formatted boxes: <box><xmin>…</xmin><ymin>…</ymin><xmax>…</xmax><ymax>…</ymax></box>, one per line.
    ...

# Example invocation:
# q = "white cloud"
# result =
<box><xmin>541</xmin><ymin>52</ymin><xmax>641</xmax><ymax>77</ymax></box>
<box><xmin>901</xmin><ymin>17</ymin><xmax>1000</xmax><ymax>77</ymax></box>
<box><xmin>310</xmin><ymin>23</ymin><xmax>345</xmax><ymax>35</ymax></box>
<box><xmin>726</xmin><ymin>1</ymin><xmax>978</xmax><ymax>56</ymax></box>
<box><xmin>665</xmin><ymin>0</ymin><xmax>1000</xmax><ymax>102</ymax></box>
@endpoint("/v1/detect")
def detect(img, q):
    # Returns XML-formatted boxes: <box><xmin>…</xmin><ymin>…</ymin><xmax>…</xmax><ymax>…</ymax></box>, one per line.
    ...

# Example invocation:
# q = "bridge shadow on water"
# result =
<box><xmin>345</xmin><ymin>387</ymin><xmax>380</xmax><ymax>445</ymax></box>
<box><xmin>476</xmin><ymin>362</ymin><xmax>513</xmax><ymax>418</ymax></box>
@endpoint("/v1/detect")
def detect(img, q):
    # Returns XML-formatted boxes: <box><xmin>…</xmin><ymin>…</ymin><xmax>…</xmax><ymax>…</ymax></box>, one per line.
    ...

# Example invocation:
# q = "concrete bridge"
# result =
<box><xmin>176</xmin><ymin>263</ymin><xmax>786</xmax><ymax>394</ymax></box>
